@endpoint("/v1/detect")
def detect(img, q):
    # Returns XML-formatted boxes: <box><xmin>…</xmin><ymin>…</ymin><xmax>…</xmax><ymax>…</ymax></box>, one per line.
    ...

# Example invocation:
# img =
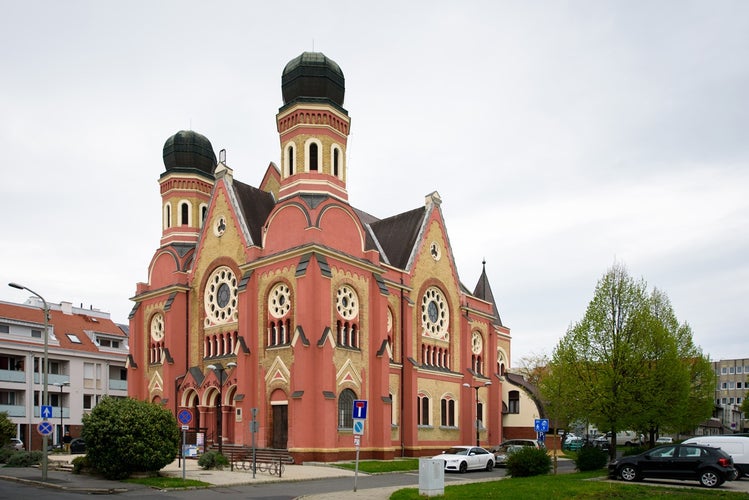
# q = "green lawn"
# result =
<box><xmin>390</xmin><ymin>472</ymin><xmax>747</xmax><ymax>500</ymax></box>
<box><xmin>333</xmin><ymin>458</ymin><xmax>420</xmax><ymax>473</ymax></box>
<box><xmin>124</xmin><ymin>476</ymin><xmax>211</xmax><ymax>489</ymax></box>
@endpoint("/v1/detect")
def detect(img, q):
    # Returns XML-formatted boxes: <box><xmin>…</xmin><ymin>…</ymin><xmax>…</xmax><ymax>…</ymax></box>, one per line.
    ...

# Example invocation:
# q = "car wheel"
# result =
<box><xmin>459</xmin><ymin>461</ymin><xmax>468</xmax><ymax>473</ymax></box>
<box><xmin>486</xmin><ymin>460</ymin><xmax>494</xmax><ymax>471</ymax></box>
<box><xmin>619</xmin><ymin>465</ymin><xmax>639</xmax><ymax>482</ymax></box>
<box><xmin>699</xmin><ymin>469</ymin><xmax>722</xmax><ymax>488</ymax></box>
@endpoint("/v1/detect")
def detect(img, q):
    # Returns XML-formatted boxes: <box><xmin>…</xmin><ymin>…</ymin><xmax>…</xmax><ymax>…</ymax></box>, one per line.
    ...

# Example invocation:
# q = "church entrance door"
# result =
<box><xmin>271</xmin><ymin>404</ymin><xmax>288</xmax><ymax>449</ymax></box>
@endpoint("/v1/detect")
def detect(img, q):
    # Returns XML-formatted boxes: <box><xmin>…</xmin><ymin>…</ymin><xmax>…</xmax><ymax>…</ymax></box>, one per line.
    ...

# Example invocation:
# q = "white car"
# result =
<box><xmin>432</xmin><ymin>445</ymin><xmax>495</xmax><ymax>473</ymax></box>
<box><xmin>656</xmin><ymin>436</ymin><xmax>673</xmax><ymax>444</ymax></box>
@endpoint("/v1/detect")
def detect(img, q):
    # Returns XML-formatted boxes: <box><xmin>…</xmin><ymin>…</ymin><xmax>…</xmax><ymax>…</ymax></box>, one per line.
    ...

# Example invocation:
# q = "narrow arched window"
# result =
<box><xmin>333</xmin><ymin>148</ymin><xmax>339</xmax><ymax>177</ymax></box>
<box><xmin>165</xmin><ymin>204</ymin><xmax>172</xmax><ymax>229</ymax></box>
<box><xmin>338</xmin><ymin>388</ymin><xmax>356</xmax><ymax>429</ymax></box>
<box><xmin>309</xmin><ymin>143</ymin><xmax>318</xmax><ymax>171</ymax></box>
<box><xmin>288</xmin><ymin>145</ymin><xmax>294</xmax><ymax>175</ymax></box>
<box><xmin>180</xmin><ymin>202</ymin><xmax>189</xmax><ymax>226</ymax></box>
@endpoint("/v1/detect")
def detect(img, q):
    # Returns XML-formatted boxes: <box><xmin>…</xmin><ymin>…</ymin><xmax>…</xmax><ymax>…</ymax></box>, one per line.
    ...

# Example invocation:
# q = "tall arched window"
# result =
<box><xmin>338</xmin><ymin>388</ymin><xmax>356</xmax><ymax>429</ymax></box>
<box><xmin>180</xmin><ymin>202</ymin><xmax>189</xmax><ymax>226</ymax></box>
<box><xmin>508</xmin><ymin>390</ymin><xmax>520</xmax><ymax>414</ymax></box>
<box><xmin>309</xmin><ymin>143</ymin><xmax>318</xmax><ymax>171</ymax></box>
<box><xmin>288</xmin><ymin>144</ymin><xmax>295</xmax><ymax>175</ymax></box>
<box><xmin>333</xmin><ymin>148</ymin><xmax>340</xmax><ymax>177</ymax></box>
<box><xmin>164</xmin><ymin>203</ymin><xmax>172</xmax><ymax>229</ymax></box>
<box><xmin>417</xmin><ymin>393</ymin><xmax>430</xmax><ymax>426</ymax></box>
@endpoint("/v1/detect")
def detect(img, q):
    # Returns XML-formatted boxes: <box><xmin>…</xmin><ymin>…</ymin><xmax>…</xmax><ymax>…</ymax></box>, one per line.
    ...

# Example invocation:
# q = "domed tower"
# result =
<box><xmin>276</xmin><ymin>52</ymin><xmax>351</xmax><ymax>202</ymax></box>
<box><xmin>159</xmin><ymin>130</ymin><xmax>217</xmax><ymax>246</ymax></box>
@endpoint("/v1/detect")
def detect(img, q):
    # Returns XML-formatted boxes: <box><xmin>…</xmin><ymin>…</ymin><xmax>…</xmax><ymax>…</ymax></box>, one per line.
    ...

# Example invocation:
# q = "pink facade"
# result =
<box><xmin>128</xmin><ymin>52</ymin><xmax>512</xmax><ymax>462</ymax></box>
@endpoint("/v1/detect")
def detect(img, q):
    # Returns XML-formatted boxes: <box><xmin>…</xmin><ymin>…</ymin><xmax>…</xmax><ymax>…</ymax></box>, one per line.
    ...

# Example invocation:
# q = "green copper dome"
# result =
<box><xmin>281</xmin><ymin>52</ymin><xmax>345</xmax><ymax>107</ymax></box>
<box><xmin>162</xmin><ymin>130</ymin><xmax>217</xmax><ymax>176</ymax></box>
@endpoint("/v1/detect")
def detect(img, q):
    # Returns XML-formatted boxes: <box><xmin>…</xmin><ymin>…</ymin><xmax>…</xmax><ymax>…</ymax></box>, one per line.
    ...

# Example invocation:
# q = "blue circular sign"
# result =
<box><xmin>38</xmin><ymin>421</ymin><xmax>53</xmax><ymax>436</ymax></box>
<box><xmin>178</xmin><ymin>409</ymin><xmax>193</xmax><ymax>425</ymax></box>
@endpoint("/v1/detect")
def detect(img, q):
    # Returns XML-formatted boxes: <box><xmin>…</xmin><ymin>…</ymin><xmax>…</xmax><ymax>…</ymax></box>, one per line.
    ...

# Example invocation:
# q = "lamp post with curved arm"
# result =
<box><xmin>206</xmin><ymin>362</ymin><xmax>236</xmax><ymax>455</ymax></box>
<box><xmin>9</xmin><ymin>282</ymin><xmax>50</xmax><ymax>481</ymax></box>
<box><xmin>463</xmin><ymin>381</ymin><xmax>492</xmax><ymax>447</ymax></box>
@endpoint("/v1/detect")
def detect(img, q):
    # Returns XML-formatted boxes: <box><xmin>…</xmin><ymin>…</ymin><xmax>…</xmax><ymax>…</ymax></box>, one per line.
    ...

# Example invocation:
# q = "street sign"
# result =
<box><xmin>41</xmin><ymin>405</ymin><xmax>53</xmax><ymax>419</ymax></box>
<box><xmin>353</xmin><ymin>436</ymin><xmax>361</xmax><ymax>447</ymax></box>
<box><xmin>38</xmin><ymin>421</ymin><xmax>53</xmax><ymax>436</ymax></box>
<box><xmin>353</xmin><ymin>419</ymin><xmax>365</xmax><ymax>435</ymax></box>
<box><xmin>352</xmin><ymin>400</ymin><xmax>368</xmax><ymax>419</ymax></box>
<box><xmin>538</xmin><ymin>431</ymin><xmax>546</xmax><ymax>442</ymax></box>
<box><xmin>181</xmin><ymin>425</ymin><xmax>189</xmax><ymax>431</ymax></box>
<box><xmin>178</xmin><ymin>409</ymin><xmax>193</xmax><ymax>425</ymax></box>
<box><xmin>534</xmin><ymin>418</ymin><xmax>549</xmax><ymax>433</ymax></box>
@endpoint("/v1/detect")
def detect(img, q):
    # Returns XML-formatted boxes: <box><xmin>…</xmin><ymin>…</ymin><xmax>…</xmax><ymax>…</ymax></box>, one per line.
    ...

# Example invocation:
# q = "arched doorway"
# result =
<box><xmin>270</xmin><ymin>389</ymin><xmax>288</xmax><ymax>449</ymax></box>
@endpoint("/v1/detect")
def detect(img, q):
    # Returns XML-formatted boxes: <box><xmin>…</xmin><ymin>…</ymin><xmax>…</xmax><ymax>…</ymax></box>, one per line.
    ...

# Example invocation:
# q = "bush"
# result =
<box><xmin>71</xmin><ymin>455</ymin><xmax>93</xmax><ymax>475</ymax></box>
<box><xmin>505</xmin><ymin>446</ymin><xmax>551</xmax><ymax>477</ymax></box>
<box><xmin>198</xmin><ymin>451</ymin><xmax>229</xmax><ymax>470</ymax></box>
<box><xmin>82</xmin><ymin>397</ymin><xmax>180</xmax><ymax>480</ymax></box>
<box><xmin>4</xmin><ymin>451</ymin><xmax>42</xmax><ymax>468</ymax></box>
<box><xmin>0</xmin><ymin>447</ymin><xmax>14</xmax><ymax>464</ymax></box>
<box><xmin>574</xmin><ymin>445</ymin><xmax>609</xmax><ymax>471</ymax></box>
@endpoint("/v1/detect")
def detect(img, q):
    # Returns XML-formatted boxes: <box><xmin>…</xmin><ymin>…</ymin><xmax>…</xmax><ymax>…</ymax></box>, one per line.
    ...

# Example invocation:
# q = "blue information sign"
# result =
<box><xmin>534</xmin><ymin>418</ymin><xmax>549</xmax><ymax>433</ymax></box>
<box><xmin>352</xmin><ymin>400</ymin><xmax>368</xmax><ymax>419</ymax></box>
<box><xmin>41</xmin><ymin>405</ymin><xmax>53</xmax><ymax>419</ymax></box>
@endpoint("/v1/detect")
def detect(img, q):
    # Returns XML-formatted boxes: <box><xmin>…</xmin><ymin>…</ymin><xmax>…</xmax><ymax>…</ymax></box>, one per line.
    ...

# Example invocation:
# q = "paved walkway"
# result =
<box><xmin>0</xmin><ymin>453</ymin><xmax>365</xmax><ymax>495</ymax></box>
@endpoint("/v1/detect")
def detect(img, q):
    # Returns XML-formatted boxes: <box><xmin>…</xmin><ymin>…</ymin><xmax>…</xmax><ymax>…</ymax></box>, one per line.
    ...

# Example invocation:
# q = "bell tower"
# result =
<box><xmin>276</xmin><ymin>52</ymin><xmax>351</xmax><ymax>202</ymax></box>
<box><xmin>159</xmin><ymin>130</ymin><xmax>217</xmax><ymax>246</ymax></box>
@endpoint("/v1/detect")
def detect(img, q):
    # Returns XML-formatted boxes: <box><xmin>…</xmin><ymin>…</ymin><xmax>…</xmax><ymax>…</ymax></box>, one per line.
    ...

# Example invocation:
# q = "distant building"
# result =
<box><xmin>0</xmin><ymin>298</ymin><xmax>128</xmax><ymax>449</ymax></box>
<box><xmin>712</xmin><ymin>358</ymin><xmax>748</xmax><ymax>432</ymax></box>
<box><xmin>127</xmin><ymin>52</ymin><xmax>518</xmax><ymax>462</ymax></box>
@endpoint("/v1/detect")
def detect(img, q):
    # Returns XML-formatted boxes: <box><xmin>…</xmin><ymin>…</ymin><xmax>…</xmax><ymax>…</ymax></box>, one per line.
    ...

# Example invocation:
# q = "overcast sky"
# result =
<box><xmin>1</xmin><ymin>1</ymin><xmax>747</xmax><ymax>366</ymax></box>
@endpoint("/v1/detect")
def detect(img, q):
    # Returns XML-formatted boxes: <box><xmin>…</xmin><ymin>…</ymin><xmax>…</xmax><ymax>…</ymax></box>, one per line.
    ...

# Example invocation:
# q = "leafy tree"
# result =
<box><xmin>742</xmin><ymin>396</ymin><xmax>749</xmax><ymax>417</ymax></box>
<box><xmin>540</xmin><ymin>262</ymin><xmax>712</xmax><ymax>459</ymax></box>
<box><xmin>82</xmin><ymin>397</ymin><xmax>179</xmax><ymax>479</ymax></box>
<box><xmin>0</xmin><ymin>411</ymin><xmax>15</xmax><ymax>446</ymax></box>
<box><xmin>514</xmin><ymin>353</ymin><xmax>550</xmax><ymax>388</ymax></box>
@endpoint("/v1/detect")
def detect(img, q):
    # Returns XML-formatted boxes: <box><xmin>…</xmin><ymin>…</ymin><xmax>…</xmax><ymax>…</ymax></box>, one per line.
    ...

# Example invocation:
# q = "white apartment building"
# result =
<box><xmin>0</xmin><ymin>297</ymin><xmax>128</xmax><ymax>450</ymax></box>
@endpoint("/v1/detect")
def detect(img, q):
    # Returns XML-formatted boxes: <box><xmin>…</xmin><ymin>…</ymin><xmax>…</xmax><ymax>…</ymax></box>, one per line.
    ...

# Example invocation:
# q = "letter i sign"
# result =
<box><xmin>352</xmin><ymin>400</ymin><xmax>368</xmax><ymax>419</ymax></box>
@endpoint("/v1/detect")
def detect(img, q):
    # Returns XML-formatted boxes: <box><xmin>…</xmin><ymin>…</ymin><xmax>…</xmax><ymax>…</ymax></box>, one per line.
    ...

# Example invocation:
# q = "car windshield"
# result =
<box><xmin>443</xmin><ymin>447</ymin><xmax>468</xmax><ymax>455</ymax></box>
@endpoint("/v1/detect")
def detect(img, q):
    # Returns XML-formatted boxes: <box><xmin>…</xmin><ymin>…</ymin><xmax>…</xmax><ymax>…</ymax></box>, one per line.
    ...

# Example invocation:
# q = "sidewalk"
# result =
<box><xmin>0</xmin><ymin>453</ymin><xmax>360</xmax><ymax>495</ymax></box>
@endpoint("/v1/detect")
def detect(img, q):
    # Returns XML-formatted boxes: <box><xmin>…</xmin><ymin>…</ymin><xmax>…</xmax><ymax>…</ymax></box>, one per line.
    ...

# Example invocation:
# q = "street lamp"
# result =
<box><xmin>463</xmin><ymin>381</ymin><xmax>492</xmax><ymax>447</ymax></box>
<box><xmin>206</xmin><ymin>362</ymin><xmax>236</xmax><ymax>455</ymax></box>
<box><xmin>9</xmin><ymin>282</ymin><xmax>50</xmax><ymax>481</ymax></box>
<box><xmin>54</xmin><ymin>382</ymin><xmax>69</xmax><ymax>446</ymax></box>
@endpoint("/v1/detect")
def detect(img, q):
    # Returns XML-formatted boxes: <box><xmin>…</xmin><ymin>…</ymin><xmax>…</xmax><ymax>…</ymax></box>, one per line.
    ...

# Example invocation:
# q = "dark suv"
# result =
<box><xmin>608</xmin><ymin>444</ymin><xmax>738</xmax><ymax>488</ymax></box>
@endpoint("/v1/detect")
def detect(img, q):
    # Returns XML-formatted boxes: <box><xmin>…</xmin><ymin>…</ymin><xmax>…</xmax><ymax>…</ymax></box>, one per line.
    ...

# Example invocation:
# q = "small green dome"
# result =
<box><xmin>162</xmin><ymin>130</ymin><xmax>217</xmax><ymax>175</ymax></box>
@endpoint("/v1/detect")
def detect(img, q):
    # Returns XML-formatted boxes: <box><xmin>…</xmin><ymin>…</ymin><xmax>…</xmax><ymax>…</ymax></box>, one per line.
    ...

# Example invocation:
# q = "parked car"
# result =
<box><xmin>70</xmin><ymin>438</ymin><xmax>86</xmax><ymax>454</ymax></box>
<box><xmin>682</xmin><ymin>435</ymin><xmax>749</xmax><ymax>478</ymax></box>
<box><xmin>491</xmin><ymin>439</ymin><xmax>543</xmax><ymax>465</ymax></box>
<box><xmin>597</xmin><ymin>431</ymin><xmax>643</xmax><ymax>446</ymax></box>
<box><xmin>608</xmin><ymin>444</ymin><xmax>738</xmax><ymax>488</ymax></box>
<box><xmin>656</xmin><ymin>436</ymin><xmax>674</xmax><ymax>444</ymax></box>
<box><xmin>563</xmin><ymin>437</ymin><xmax>584</xmax><ymax>451</ymax></box>
<box><xmin>7</xmin><ymin>438</ymin><xmax>24</xmax><ymax>451</ymax></box>
<box><xmin>432</xmin><ymin>445</ymin><xmax>495</xmax><ymax>473</ymax></box>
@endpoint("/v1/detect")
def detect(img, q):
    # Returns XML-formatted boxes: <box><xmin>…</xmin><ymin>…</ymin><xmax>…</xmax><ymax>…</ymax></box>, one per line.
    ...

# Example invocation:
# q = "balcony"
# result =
<box><xmin>0</xmin><ymin>404</ymin><xmax>25</xmax><ymax>417</ymax></box>
<box><xmin>109</xmin><ymin>379</ymin><xmax>127</xmax><ymax>391</ymax></box>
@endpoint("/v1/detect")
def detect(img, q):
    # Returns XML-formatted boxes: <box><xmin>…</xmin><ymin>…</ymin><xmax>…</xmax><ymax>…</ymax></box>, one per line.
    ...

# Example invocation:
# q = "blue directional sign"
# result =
<box><xmin>178</xmin><ymin>409</ymin><xmax>193</xmax><ymax>425</ymax></box>
<box><xmin>534</xmin><ymin>418</ymin><xmax>549</xmax><ymax>433</ymax></box>
<box><xmin>38</xmin><ymin>421</ymin><xmax>53</xmax><ymax>436</ymax></box>
<box><xmin>352</xmin><ymin>400</ymin><xmax>368</xmax><ymax>419</ymax></box>
<box><xmin>41</xmin><ymin>405</ymin><xmax>53</xmax><ymax>419</ymax></box>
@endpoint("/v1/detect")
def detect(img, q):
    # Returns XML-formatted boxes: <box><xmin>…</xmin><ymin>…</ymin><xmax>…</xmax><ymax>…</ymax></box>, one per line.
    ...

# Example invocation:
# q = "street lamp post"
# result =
<box><xmin>9</xmin><ymin>282</ymin><xmax>50</xmax><ymax>481</ymax></box>
<box><xmin>463</xmin><ymin>381</ymin><xmax>492</xmax><ymax>447</ymax></box>
<box><xmin>54</xmin><ymin>382</ymin><xmax>69</xmax><ymax>446</ymax></box>
<box><xmin>206</xmin><ymin>362</ymin><xmax>236</xmax><ymax>455</ymax></box>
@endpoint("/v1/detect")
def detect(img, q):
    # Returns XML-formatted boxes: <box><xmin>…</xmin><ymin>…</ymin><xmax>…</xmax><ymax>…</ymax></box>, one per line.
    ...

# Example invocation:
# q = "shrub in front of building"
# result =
<box><xmin>82</xmin><ymin>397</ymin><xmax>179</xmax><ymax>479</ymax></box>
<box><xmin>506</xmin><ymin>446</ymin><xmax>552</xmax><ymax>477</ymax></box>
<box><xmin>574</xmin><ymin>445</ymin><xmax>609</xmax><ymax>471</ymax></box>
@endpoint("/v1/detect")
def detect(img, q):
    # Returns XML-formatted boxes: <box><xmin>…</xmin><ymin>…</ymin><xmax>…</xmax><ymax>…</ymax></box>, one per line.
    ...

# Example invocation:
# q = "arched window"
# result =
<box><xmin>477</xmin><ymin>401</ymin><xmax>485</xmax><ymax>428</ymax></box>
<box><xmin>200</xmin><ymin>205</ymin><xmax>208</xmax><ymax>227</ymax></box>
<box><xmin>417</xmin><ymin>393</ymin><xmax>430</xmax><ymax>426</ymax></box>
<box><xmin>309</xmin><ymin>143</ymin><xmax>318</xmax><ymax>171</ymax></box>
<box><xmin>338</xmin><ymin>388</ymin><xmax>356</xmax><ymax>429</ymax></box>
<box><xmin>288</xmin><ymin>144</ymin><xmax>295</xmax><ymax>175</ymax></box>
<box><xmin>180</xmin><ymin>202</ymin><xmax>189</xmax><ymax>226</ymax></box>
<box><xmin>333</xmin><ymin>148</ymin><xmax>340</xmax><ymax>177</ymax></box>
<box><xmin>508</xmin><ymin>390</ymin><xmax>520</xmax><ymax>414</ymax></box>
<box><xmin>440</xmin><ymin>396</ymin><xmax>455</xmax><ymax>427</ymax></box>
<box><xmin>164</xmin><ymin>203</ymin><xmax>172</xmax><ymax>229</ymax></box>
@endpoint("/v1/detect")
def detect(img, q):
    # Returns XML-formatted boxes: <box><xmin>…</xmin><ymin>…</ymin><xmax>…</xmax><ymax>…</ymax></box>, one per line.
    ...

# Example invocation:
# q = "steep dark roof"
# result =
<box><xmin>505</xmin><ymin>372</ymin><xmax>546</xmax><ymax>419</ymax></box>
<box><xmin>473</xmin><ymin>261</ymin><xmax>503</xmax><ymax>327</ymax></box>
<box><xmin>232</xmin><ymin>179</ymin><xmax>276</xmax><ymax>246</ymax></box>
<box><xmin>367</xmin><ymin>207</ymin><xmax>425</xmax><ymax>269</ymax></box>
